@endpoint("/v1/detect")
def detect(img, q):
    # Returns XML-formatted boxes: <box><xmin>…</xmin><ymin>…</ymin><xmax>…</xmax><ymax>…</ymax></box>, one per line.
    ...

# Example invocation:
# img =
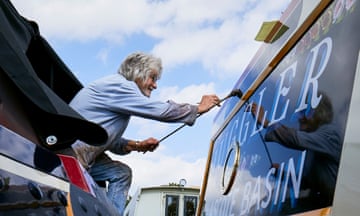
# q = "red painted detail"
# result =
<box><xmin>58</xmin><ymin>154</ymin><xmax>92</xmax><ymax>194</ymax></box>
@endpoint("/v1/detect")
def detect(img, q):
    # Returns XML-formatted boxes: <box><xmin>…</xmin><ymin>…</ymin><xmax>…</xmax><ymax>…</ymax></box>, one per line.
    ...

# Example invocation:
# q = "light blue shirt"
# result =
<box><xmin>70</xmin><ymin>74</ymin><xmax>198</xmax><ymax>167</ymax></box>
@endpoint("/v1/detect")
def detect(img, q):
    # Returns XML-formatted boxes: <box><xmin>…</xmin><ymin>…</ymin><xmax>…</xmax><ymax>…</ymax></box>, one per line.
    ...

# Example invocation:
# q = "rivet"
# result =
<box><xmin>46</xmin><ymin>135</ymin><xmax>57</xmax><ymax>145</ymax></box>
<box><xmin>28</xmin><ymin>182</ymin><xmax>43</xmax><ymax>200</ymax></box>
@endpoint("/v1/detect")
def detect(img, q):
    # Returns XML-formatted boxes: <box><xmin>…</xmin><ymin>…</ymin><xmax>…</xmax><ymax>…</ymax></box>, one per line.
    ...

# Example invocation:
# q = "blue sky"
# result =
<box><xmin>12</xmin><ymin>0</ymin><xmax>291</xmax><ymax>196</ymax></box>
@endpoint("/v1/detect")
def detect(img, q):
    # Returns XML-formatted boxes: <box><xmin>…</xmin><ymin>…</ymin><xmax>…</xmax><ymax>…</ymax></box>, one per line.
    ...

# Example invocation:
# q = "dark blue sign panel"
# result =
<box><xmin>204</xmin><ymin>0</ymin><xmax>359</xmax><ymax>215</ymax></box>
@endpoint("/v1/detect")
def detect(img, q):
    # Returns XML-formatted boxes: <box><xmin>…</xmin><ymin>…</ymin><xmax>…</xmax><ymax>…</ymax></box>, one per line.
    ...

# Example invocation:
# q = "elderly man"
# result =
<box><xmin>70</xmin><ymin>52</ymin><xmax>220</xmax><ymax>215</ymax></box>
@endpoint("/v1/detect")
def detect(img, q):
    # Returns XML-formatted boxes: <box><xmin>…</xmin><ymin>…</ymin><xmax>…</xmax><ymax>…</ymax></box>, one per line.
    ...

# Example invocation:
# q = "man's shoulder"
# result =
<box><xmin>95</xmin><ymin>74</ymin><xmax>123</xmax><ymax>83</ymax></box>
<box><xmin>88</xmin><ymin>74</ymin><xmax>140</xmax><ymax>96</ymax></box>
<box><xmin>90</xmin><ymin>74</ymin><xmax>129</xmax><ymax>87</ymax></box>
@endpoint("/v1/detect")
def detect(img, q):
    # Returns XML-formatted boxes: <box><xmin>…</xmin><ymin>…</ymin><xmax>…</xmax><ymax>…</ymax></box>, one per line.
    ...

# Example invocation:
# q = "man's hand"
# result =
<box><xmin>197</xmin><ymin>94</ymin><xmax>220</xmax><ymax>114</ymax></box>
<box><xmin>250</xmin><ymin>103</ymin><xmax>269</xmax><ymax>128</ymax></box>
<box><xmin>128</xmin><ymin>138</ymin><xmax>159</xmax><ymax>153</ymax></box>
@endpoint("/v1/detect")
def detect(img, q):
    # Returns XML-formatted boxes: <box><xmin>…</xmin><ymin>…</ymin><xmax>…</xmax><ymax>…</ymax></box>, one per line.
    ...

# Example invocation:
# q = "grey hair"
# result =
<box><xmin>314</xmin><ymin>92</ymin><xmax>333</xmax><ymax>126</ymax></box>
<box><xmin>118</xmin><ymin>52</ymin><xmax>162</xmax><ymax>81</ymax></box>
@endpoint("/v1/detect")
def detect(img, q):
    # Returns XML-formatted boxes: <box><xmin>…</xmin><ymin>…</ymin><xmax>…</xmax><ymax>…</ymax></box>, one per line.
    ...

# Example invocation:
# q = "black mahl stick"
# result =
<box><xmin>158</xmin><ymin>89</ymin><xmax>243</xmax><ymax>143</ymax></box>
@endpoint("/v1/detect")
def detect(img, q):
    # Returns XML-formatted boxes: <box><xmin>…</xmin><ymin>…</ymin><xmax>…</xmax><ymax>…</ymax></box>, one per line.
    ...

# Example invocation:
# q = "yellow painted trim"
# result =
<box><xmin>66</xmin><ymin>192</ymin><xmax>74</xmax><ymax>216</ymax></box>
<box><xmin>292</xmin><ymin>207</ymin><xmax>332</xmax><ymax>216</ymax></box>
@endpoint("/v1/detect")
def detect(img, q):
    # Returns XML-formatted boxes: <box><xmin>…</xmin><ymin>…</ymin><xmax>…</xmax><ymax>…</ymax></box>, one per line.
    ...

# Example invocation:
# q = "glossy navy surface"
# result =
<box><xmin>203</xmin><ymin>0</ymin><xmax>359</xmax><ymax>215</ymax></box>
<box><xmin>0</xmin><ymin>126</ymin><xmax>69</xmax><ymax>215</ymax></box>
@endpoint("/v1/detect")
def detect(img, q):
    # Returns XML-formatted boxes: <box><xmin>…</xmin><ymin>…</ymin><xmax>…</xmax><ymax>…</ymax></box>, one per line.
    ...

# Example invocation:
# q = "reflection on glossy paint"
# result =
<box><xmin>205</xmin><ymin>151</ymin><xmax>306</xmax><ymax>215</ymax></box>
<box><xmin>244</xmin><ymin>153</ymin><xmax>306</xmax><ymax>215</ymax></box>
<box><xmin>202</xmin><ymin>1</ymin><xmax>359</xmax><ymax>215</ymax></box>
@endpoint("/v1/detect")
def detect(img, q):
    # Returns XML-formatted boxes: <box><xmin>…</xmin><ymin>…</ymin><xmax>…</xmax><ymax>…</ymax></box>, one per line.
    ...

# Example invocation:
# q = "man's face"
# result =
<box><xmin>135</xmin><ymin>69</ymin><xmax>159</xmax><ymax>97</ymax></box>
<box><xmin>298</xmin><ymin>109</ymin><xmax>317</xmax><ymax>132</ymax></box>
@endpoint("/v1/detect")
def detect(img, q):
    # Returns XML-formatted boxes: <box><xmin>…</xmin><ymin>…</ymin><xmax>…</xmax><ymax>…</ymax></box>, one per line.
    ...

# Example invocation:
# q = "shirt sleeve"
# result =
<box><xmin>265</xmin><ymin>123</ymin><xmax>341</xmax><ymax>159</ymax></box>
<box><xmin>93</xmin><ymin>76</ymin><xmax>199</xmax><ymax>125</ymax></box>
<box><xmin>109</xmin><ymin>137</ymin><xmax>130</xmax><ymax>155</ymax></box>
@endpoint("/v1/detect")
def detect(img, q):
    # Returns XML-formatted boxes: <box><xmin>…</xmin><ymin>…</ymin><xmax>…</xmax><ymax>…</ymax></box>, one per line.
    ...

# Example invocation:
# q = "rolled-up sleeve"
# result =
<box><xmin>108</xmin><ymin>137</ymin><xmax>130</xmax><ymax>155</ymax></box>
<box><xmin>96</xmin><ymin>76</ymin><xmax>199</xmax><ymax>125</ymax></box>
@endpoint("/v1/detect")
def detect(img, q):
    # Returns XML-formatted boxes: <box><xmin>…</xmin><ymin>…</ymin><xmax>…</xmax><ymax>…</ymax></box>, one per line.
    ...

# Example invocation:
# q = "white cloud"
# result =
<box><xmin>107</xmin><ymin>149</ymin><xmax>206</xmax><ymax>196</ymax></box>
<box><xmin>11</xmin><ymin>0</ymin><xmax>290</xmax><ymax>78</ymax></box>
<box><xmin>158</xmin><ymin>82</ymin><xmax>216</xmax><ymax>102</ymax></box>
<box><xmin>12</xmin><ymin>0</ymin><xmax>153</xmax><ymax>42</ymax></box>
<box><xmin>123</xmin><ymin>82</ymin><xmax>218</xmax><ymax>139</ymax></box>
<box><xmin>124</xmin><ymin>117</ymin><xmax>169</xmax><ymax>139</ymax></box>
<box><xmin>149</xmin><ymin>0</ymin><xmax>291</xmax><ymax>78</ymax></box>
<box><xmin>96</xmin><ymin>47</ymin><xmax>110</xmax><ymax>65</ymax></box>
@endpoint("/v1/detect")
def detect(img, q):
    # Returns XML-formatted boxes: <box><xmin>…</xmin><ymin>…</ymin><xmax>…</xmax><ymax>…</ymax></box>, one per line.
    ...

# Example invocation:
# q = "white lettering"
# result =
<box><xmin>250</xmin><ymin>176</ymin><xmax>261</xmax><ymax>211</ymax></box>
<box><xmin>240</xmin><ymin>181</ymin><xmax>252</xmax><ymax>215</ymax></box>
<box><xmin>295</xmin><ymin>37</ymin><xmax>332</xmax><ymax>112</ymax></box>
<box><xmin>281</xmin><ymin>151</ymin><xmax>306</xmax><ymax>202</ymax></box>
<box><xmin>239</xmin><ymin>104</ymin><xmax>252</xmax><ymax>146</ymax></box>
<box><xmin>251</xmin><ymin>88</ymin><xmax>267</xmax><ymax>136</ymax></box>
<box><xmin>238</xmin><ymin>153</ymin><xmax>306</xmax><ymax>214</ymax></box>
<box><xmin>269</xmin><ymin>62</ymin><xmax>297</xmax><ymax>125</ymax></box>
<box><xmin>273</xmin><ymin>162</ymin><xmax>284</xmax><ymax>205</ymax></box>
<box><xmin>261</xmin><ymin>167</ymin><xmax>276</xmax><ymax>208</ymax></box>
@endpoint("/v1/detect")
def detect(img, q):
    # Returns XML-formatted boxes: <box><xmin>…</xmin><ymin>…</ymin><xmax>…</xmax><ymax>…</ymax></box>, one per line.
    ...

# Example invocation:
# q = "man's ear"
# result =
<box><xmin>134</xmin><ymin>77</ymin><xmax>142</xmax><ymax>86</ymax></box>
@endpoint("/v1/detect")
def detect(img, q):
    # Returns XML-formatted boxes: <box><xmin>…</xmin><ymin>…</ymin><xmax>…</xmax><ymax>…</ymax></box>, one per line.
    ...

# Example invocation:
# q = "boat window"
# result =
<box><xmin>165</xmin><ymin>194</ymin><xmax>179</xmax><ymax>216</ymax></box>
<box><xmin>184</xmin><ymin>196</ymin><xmax>197</xmax><ymax>216</ymax></box>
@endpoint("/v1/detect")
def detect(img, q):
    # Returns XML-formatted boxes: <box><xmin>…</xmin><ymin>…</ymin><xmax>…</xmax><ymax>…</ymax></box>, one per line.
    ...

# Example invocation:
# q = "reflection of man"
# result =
<box><xmin>251</xmin><ymin>92</ymin><xmax>341</xmax><ymax>208</ymax></box>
